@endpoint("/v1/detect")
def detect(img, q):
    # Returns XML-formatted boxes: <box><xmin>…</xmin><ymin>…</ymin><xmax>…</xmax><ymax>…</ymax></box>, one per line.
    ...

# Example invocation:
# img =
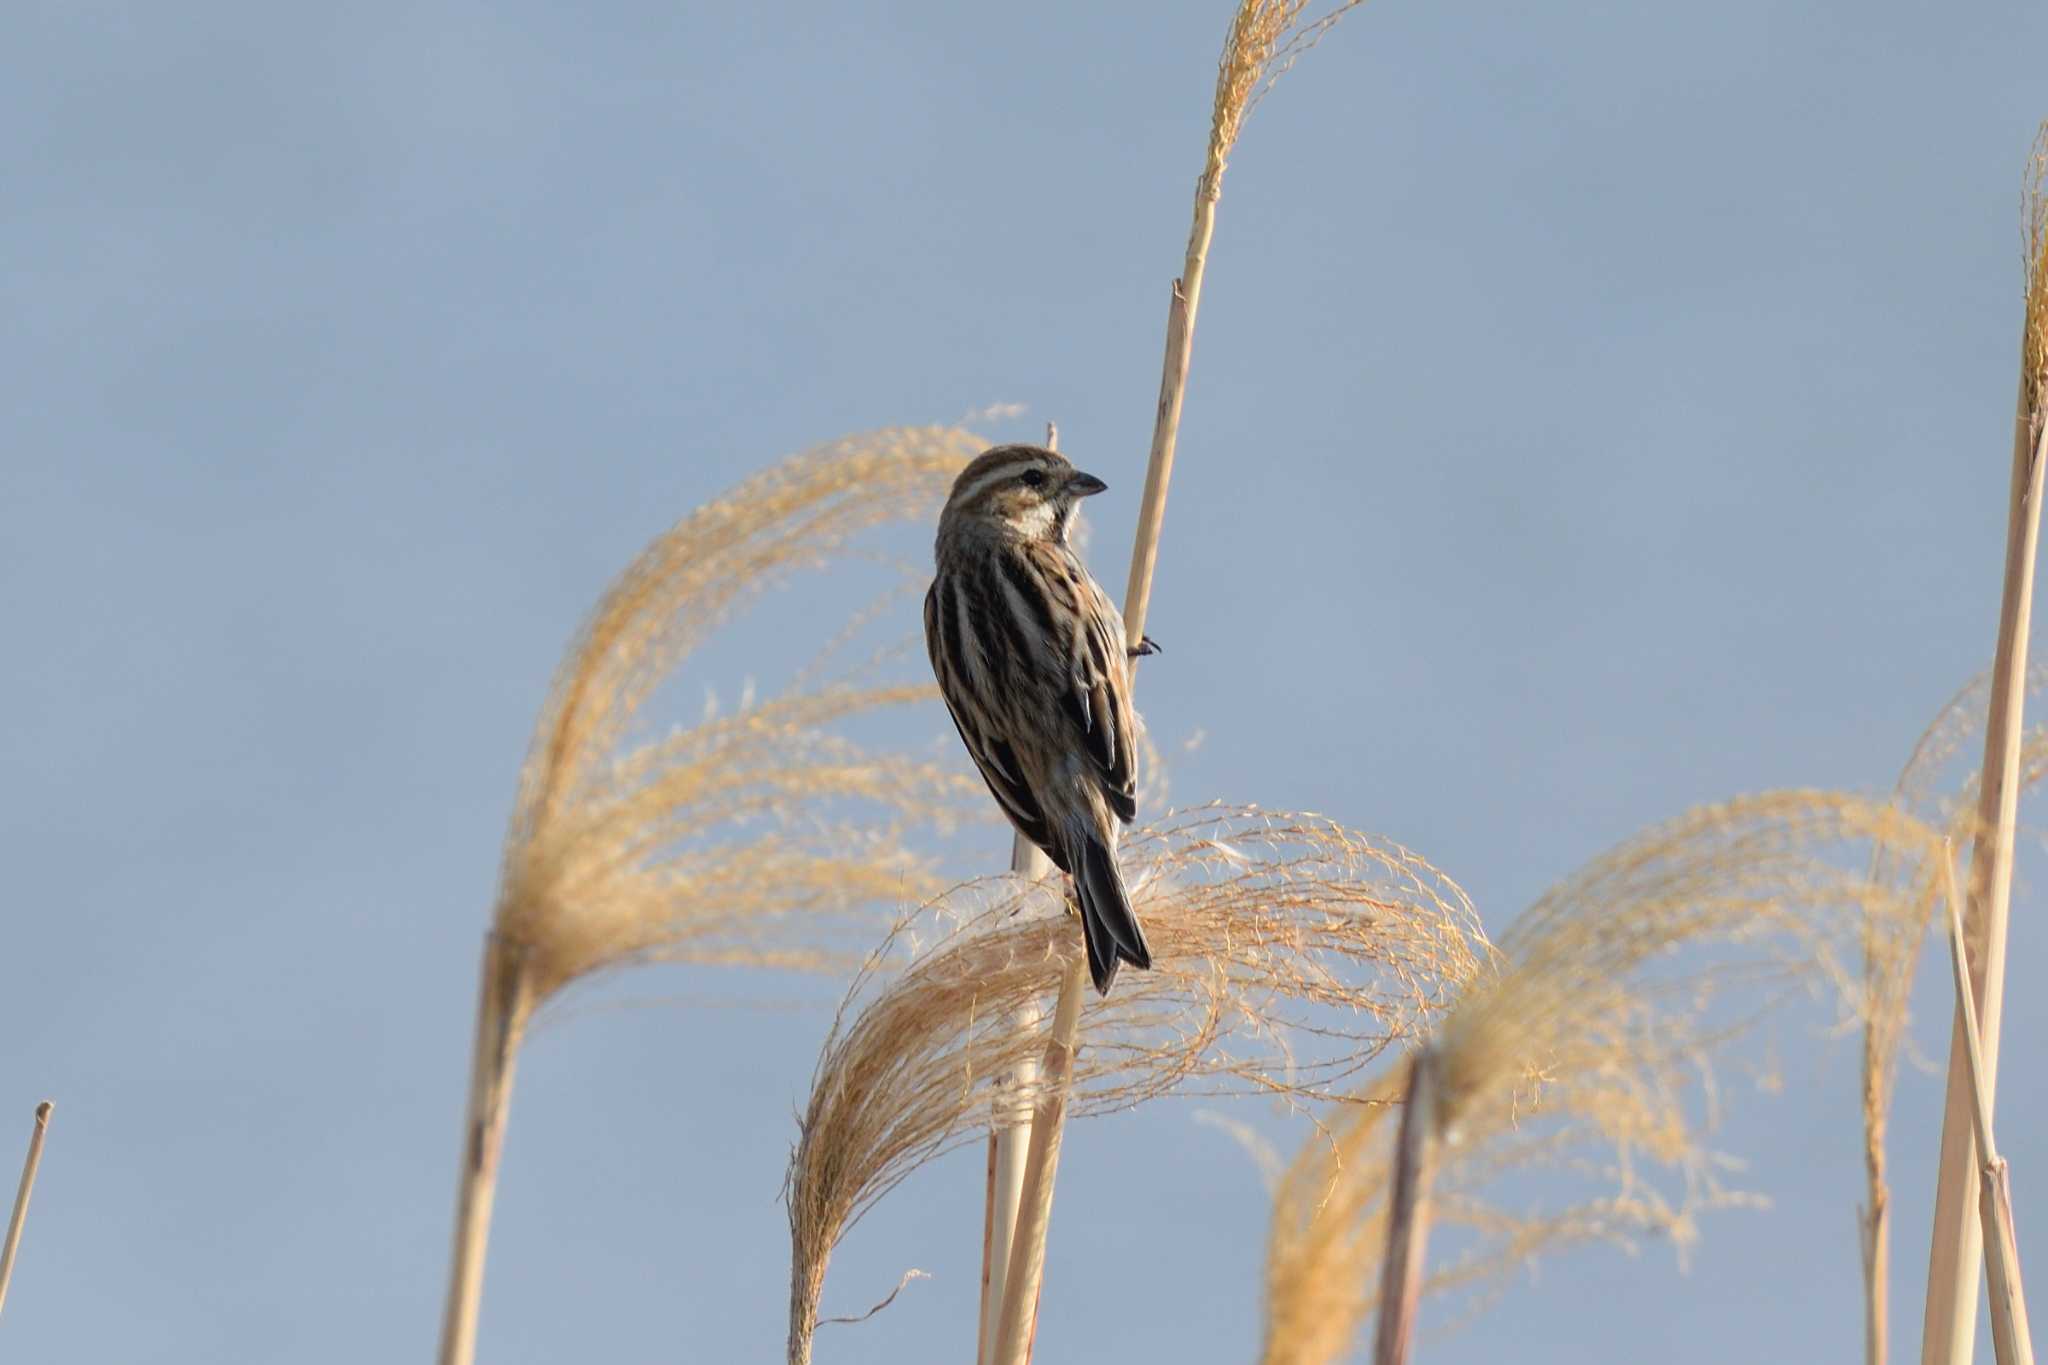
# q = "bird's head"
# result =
<box><xmin>938</xmin><ymin>444</ymin><xmax>1108</xmax><ymax>544</ymax></box>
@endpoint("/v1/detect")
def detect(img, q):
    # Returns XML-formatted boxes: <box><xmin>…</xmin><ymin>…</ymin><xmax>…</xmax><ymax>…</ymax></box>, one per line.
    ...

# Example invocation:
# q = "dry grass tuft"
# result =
<box><xmin>494</xmin><ymin>425</ymin><xmax>988</xmax><ymax>1002</ymax></box>
<box><xmin>1855</xmin><ymin>666</ymin><xmax>2048</xmax><ymax>1363</ymax></box>
<box><xmin>1261</xmin><ymin>790</ymin><xmax>1962</xmax><ymax>1365</ymax></box>
<box><xmin>784</xmin><ymin>805</ymin><xmax>1492</xmax><ymax>1363</ymax></box>
<box><xmin>2023</xmin><ymin>124</ymin><xmax>2048</xmax><ymax>428</ymax></box>
<box><xmin>1206</xmin><ymin>2</ymin><xmax>1367</xmax><ymax>188</ymax></box>
<box><xmin>439</xmin><ymin>426</ymin><xmax>991</xmax><ymax>1365</ymax></box>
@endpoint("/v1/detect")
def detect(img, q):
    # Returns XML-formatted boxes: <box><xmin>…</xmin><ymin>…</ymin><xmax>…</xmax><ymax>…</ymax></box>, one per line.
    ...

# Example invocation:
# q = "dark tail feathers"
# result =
<box><xmin>1072</xmin><ymin>830</ymin><xmax>1151</xmax><ymax>996</ymax></box>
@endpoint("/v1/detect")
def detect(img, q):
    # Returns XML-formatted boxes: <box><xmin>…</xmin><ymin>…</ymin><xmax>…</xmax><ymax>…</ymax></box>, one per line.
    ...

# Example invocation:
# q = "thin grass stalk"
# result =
<box><xmin>979</xmin><ymin>985</ymin><xmax>1042</xmax><ymax>1365</ymax></box>
<box><xmin>1921</xmin><ymin>392</ymin><xmax>2048</xmax><ymax>1365</ymax></box>
<box><xmin>1859</xmin><ymin>672</ymin><xmax>2048</xmax><ymax>1365</ymax></box>
<box><xmin>1985</xmin><ymin>1167</ymin><xmax>2035</xmax><ymax>1365</ymax></box>
<box><xmin>1863</xmin><ymin>897</ymin><xmax>1902</xmax><ymax>1365</ymax></box>
<box><xmin>0</xmin><ymin>1102</ymin><xmax>53</xmax><ymax>1321</ymax></box>
<box><xmin>977</xmin><ymin>1146</ymin><xmax>1000</xmax><ymax>1365</ymax></box>
<box><xmin>1864</xmin><ymin>1189</ymin><xmax>1890</xmax><ymax>1365</ymax></box>
<box><xmin>1941</xmin><ymin>849</ymin><xmax>2036</xmax><ymax>1365</ymax></box>
<box><xmin>1371</xmin><ymin>1053</ymin><xmax>1438</xmax><ymax>1365</ymax></box>
<box><xmin>987</xmin><ymin>7</ymin><xmax>1321</xmax><ymax>1357</ymax></box>
<box><xmin>437</xmin><ymin>934</ymin><xmax>537</xmax><ymax>1365</ymax></box>
<box><xmin>991</xmin><ymin>955</ymin><xmax>1088</xmax><ymax>1365</ymax></box>
<box><xmin>978</xmin><ymin>427</ymin><xmax>1062</xmax><ymax>1365</ymax></box>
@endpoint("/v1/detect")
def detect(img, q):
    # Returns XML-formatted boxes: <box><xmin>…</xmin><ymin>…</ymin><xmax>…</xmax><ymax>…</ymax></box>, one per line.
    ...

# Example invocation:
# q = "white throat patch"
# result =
<box><xmin>1010</xmin><ymin>501</ymin><xmax>1058</xmax><ymax>538</ymax></box>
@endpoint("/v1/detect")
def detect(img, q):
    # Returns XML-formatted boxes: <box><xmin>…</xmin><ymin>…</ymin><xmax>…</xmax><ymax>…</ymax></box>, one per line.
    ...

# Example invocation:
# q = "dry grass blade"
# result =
<box><xmin>978</xmin><ymin>426</ymin><xmax>1062</xmax><ymax>1365</ymax></box>
<box><xmin>1940</xmin><ymin>847</ymin><xmax>2036</xmax><ymax>1365</ymax></box>
<box><xmin>785</xmin><ymin>806</ymin><xmax>1491</xmax><ymax>1364</ymax></box>
<box><xmin>1262</xmin><ymin>791</ymin><xmax>1955</xmax><ymax>1365</ymax></box>
<box><xmin>437</xmin><ymin>427</ymin><xmax>990</xmax><ymax>1365</ymax></box>
<box><xmin>1369</xmin><ymin>1053</ymin><xmax>1437</xmax><ymax>1365</ymax></box>
<box><xmin>0</xmin><ymin>1102</ymin><xmax>53</xmax><ymax>1322</ymax></box>
<box><xmin>1922</xmin><ymin>124</ymin><xmax>2048</xmax><ymax>1365</ymax></box>
<box><xmin>1861</xmin><ymin>662</ymin><xmax>2048</xmax><ymax>1365</ymax></box>
<box><xmin>969</xmin><ymin>6</ymin><xmax>1379</xmax><ymax>1361</ymax></box>
<box><xmin>1123</xmin><ymin>0</ymin><xmax>1364</xmax><ymax>640</ymax></box>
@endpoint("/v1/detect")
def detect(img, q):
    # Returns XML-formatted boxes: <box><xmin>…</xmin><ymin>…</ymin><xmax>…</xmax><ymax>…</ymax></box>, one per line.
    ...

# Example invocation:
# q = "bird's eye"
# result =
<box><xmin>1020</xmin><ymin>469</ymin><xmax>1047</xmax><ymax>488</ymax></box>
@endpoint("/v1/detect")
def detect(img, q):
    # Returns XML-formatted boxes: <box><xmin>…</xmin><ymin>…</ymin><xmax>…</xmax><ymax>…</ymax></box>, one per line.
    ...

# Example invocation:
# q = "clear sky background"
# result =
<box><xmin>9</xmin><ymin>1</ymin><xmax>2048</xmax><ymax>1361</ymax></box>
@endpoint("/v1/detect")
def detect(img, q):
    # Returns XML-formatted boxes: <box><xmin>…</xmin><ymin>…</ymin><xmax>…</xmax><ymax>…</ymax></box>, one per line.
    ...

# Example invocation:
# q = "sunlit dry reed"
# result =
<box><xmin>437</xmin><ymin>427</ymin><xmax>990</xmax><ymax>1365</ymax></box>
<box><xmin>1857</xmin><ymin>663</ymin><xmax>2048</xmax><ymax>1365</ymax></box>
<box><xmin>0</xmin><ymin>1102</ymin><xmax>53</xmax><ymax>1323</ymax></box>
<box><xmin>786</xmin><ymin>806</ymin><xmax>1492</xmax><ymax>1364</ymax></box>
<box><xmin>1938</xmin><ymin>847</ymin><xmax>2036</xmax><ymax>1365</ymax></box>
<box><xmin>965</xmin><ymin>7</ymin><xmax>1380</xmax><ymax>1360</ymax></box>
<box><xmin>979</xmin><ymin>423</ymin><xmax>1061</xmax><ymax>1365</ymax></box>
<box><xmin>1922</xmin><ymin>124</ymin><xmax>2048</xmax><ymax>1365</ymax></box>
<box><xmin>1262</xmin><ymin>790</ymin><xmax>1958</xmax><ymax>1365</ymax></box>
<box><xmin>1124</xmin><ymin>0</ymin><xmax>1363</xmax><ymax>639</ymax></box>
<box><xmin>1859</xmin><ymin>669</ymin><xmax>1988</xmax><ymax>1365</ymax></box>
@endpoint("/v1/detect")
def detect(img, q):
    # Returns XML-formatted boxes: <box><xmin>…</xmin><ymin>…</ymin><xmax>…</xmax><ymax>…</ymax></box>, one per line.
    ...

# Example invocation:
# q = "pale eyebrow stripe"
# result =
<box><xmin>949</xmin><ymin>459</ymin><xmax>1036</xmax><ymax>509</ymax></box>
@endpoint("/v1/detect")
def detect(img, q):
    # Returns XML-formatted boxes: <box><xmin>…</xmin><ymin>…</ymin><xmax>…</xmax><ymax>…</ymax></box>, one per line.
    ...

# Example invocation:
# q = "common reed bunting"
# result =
<box><xmin>925</xmin><ymin>445</ymin><xmax>1156</xmax><ymax>994</ymax></box>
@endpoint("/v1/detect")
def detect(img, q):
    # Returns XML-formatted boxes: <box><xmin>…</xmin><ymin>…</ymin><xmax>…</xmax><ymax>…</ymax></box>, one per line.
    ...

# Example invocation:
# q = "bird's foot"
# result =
<box><xmin>1129</xmin><ymin>635</ymin><xmax>1162</xmax><ymax>658</ymax></box>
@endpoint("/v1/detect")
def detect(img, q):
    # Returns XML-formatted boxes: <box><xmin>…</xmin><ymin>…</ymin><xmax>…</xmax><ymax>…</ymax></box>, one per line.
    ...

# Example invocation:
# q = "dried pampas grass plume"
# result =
<box><xmin>1261</xmin><ymin>790</ymin><xmax>1957</xmax><ymax>1365</ymax></box>
<box><xmin>1209</xmin><ymin>2</ymin><xmax>1366</xmax><ymax>159</ymax></box>
<box><xmin>785</xmin><ymin>806</ymin><xmax>1492</xmax><ymax>1365</ymax></box>
<box><xmin>437</xmin><ymin>427</ymin><xmax>989</xmax><ymax>1365</ymax></box>
<box><xmin>499</xmin><ymin>425</ymin><xmax>990</xmax><ymax>998</ymax></box>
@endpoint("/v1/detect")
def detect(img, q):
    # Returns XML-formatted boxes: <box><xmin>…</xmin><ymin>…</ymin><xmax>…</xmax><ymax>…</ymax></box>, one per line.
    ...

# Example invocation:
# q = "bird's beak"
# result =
<box><xmin>1065</xmin><ymin>470</ymin><xmax>1108</xmax><ymax>498</ymax></box>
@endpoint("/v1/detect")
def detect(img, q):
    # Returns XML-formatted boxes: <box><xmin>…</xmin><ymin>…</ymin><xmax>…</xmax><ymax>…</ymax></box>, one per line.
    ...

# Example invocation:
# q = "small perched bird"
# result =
<box><xmin>925</xmin><ymin>444</ymin><xmax>1154</xmax><ymax>995</ymax></box>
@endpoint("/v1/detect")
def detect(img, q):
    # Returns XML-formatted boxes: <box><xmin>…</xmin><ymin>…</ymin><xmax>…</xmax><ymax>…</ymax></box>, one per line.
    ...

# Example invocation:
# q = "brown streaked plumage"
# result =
<box><xmin>924</xmin><ymin>444</ymin><xmax>1152</xmax><ymax>994</ymax></box>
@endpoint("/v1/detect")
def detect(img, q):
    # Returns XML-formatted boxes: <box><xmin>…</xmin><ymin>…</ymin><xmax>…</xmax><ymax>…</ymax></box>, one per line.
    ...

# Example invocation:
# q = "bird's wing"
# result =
<box><xmin>1070</xmin><ymin>575</ymin><xmax>1139</xmax><ymax>823</ymax></box>
<box><xmin>925</xmin><ymin>576</ymin><xmax>1058</xmax><ymax>859</ymax></box>
<box><xmin>1021</xmin><ymin>542</ymin><xmax>1139</xmax><ymax>826</ymax></box>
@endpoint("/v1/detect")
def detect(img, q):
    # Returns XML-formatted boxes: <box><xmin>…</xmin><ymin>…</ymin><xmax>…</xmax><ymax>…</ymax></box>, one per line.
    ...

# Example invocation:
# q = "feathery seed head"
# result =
<box><xmin>785</xmin><ymin>805</ymin><xmax>1492</xmax><ymax>1354</ymax></box>
<box><xmin>492</xmin><ymin>426</ymin><xmax>988</xmax><ymax>1005</ymax></box>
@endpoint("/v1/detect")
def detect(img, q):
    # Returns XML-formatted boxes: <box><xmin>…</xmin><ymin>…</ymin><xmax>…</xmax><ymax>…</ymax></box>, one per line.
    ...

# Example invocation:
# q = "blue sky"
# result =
<box><xmin>7</xmin><ymin>1</ymin><xmax>2048</xmax><ymax>1360</ymax></box>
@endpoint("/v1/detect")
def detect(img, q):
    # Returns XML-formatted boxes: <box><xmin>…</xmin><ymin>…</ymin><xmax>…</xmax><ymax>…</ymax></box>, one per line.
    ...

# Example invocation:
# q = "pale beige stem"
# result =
<box><xmin>788</xmin><ymin>1258</ymin><xmax>825</xmax><ymax>1365</ymax></box>
<box><xmin>1941</xmin><ymin>848</ymin><xmax>2036</xmax><ymax>1365</ymax></box>
<box><xmin>991</xmin><ymin>955</ymin><xmax>1088</xmax><ymax>1365</ymax></box>
<box><xmin>978</xmin><ymin>1129</ymin><xmax>998</xmax><ymax>1365</ymax></box>
<box><xmin>1922</xmin><ymin>409</ymin><xmax>2048</xmax><ymax>1365</ymax></box>
<box><xmin>0</xmin><ymin>1102</ymin><xmax>53</xmax><ymax>1321</ymax></box>
<box><xmin>987</xmin><ymin>171</ymin><xmax>1216</xmax><ymax>1365</ymax></box>
<box><xmin>1863</xmin><ymin>1190</ymin><xmax>1890</xmax><ymax>1365</ymax></box>
<box><xmin>1121</xmin><ymin>186</ymin><xmax>1216</xmax><ymax>645</ymax></box>
<box><xmin>1863</xmin><ymin>953</ymin><xmax>1894</xmax><ymax>1365</ymax></box>
<box><xmin>437</xmin><ymin>933</ymin><xmax>537</xmax><ymax>1365</ymax></box>
<box><xmin>978</xmin><ymin>980</ymin><xmax>1043</xmax><ymax>1365</ymax></box>
<box><xmin>976</xmin><ymin>425</ymin><xmax>1063</xmax><ymax>1365</ymax></box>
<box><xmin>1371</xmin><ymin>1052</ymin><xmax>1439</xmax><ymax>1365</ymax></box>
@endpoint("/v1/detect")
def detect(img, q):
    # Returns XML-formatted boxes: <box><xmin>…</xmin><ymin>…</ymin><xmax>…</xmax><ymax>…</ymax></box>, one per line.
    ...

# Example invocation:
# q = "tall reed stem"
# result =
<box><xmin>984</xmin><ymin>118</ymin><xmax>1221</xmax><ymax>1365</ymax></box>
<box><xmin>1941</xmin><ymin>848</ymin><xmax>2036</xmax><ymax>1365</ymax></box>
<box><xmin>1920</xmin><ymin>404</ymin><xmax>2048</xmax><ymax>1365</ymax></box>
<box><xmin>1863</xmin><ymin>1182</ymin><xmax>1891</xmax><ymax>1365</ymax></box>
<box><xmin>991</xmin><ymin>956</ymin><xmax>1088</xmax><ymax>1365</ymax></box>
<box><xmin>0</xmin><ymin>1101</ymin><xmax>53</xmax><ymax>1322</ymax></box>
<box><xmin>977</xmin><ymin>943</ymin><xmax>1043</xmax><ymax>1365</ymax></box>
<box><xmin>982</xmin><ymin>7</ymin><xmax>1313</xmax><ymax>1353</ymax></box>
<box><xmin>1371</xmin><ymin>1052</ymin><xmax>1438</xmax><ymax>1365</ymax></box>
<box><xmin>1120</xmin><ymin>177</ymin><xmax>1215</xmax><ymax>640</ymax></box>
<box><xmin>437</xmin><ymin>933</ymin><xmax>537</xmax><ymax>1365</ymax></box>
<box><xmin>978</xmin><ymin>424</ymin><xmax>1063</xmax><ymax>1365</ymax></box>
